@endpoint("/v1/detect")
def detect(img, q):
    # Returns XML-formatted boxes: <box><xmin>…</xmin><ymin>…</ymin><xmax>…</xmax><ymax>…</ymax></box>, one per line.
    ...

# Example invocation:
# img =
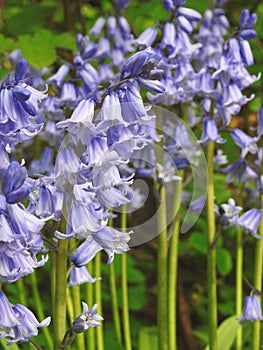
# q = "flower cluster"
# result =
<box><xmin>0</xmin><ymin>0</ymin><xmax>262</xmax><ymax>347</ymax></box>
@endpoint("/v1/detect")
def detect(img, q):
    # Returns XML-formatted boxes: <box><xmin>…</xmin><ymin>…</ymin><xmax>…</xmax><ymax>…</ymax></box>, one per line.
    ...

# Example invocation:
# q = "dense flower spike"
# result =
<box><xmin>0</xmin><ymin>1</ymin><xmax>262</xmax><ymax>348</ymax></box>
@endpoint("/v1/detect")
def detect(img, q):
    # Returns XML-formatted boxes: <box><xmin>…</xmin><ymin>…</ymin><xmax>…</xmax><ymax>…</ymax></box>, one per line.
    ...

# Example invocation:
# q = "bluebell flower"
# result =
<box><xmin>257</xmin><ymin>105</ymin><xmax>263</xmax><ymax>137</ymax></box>
<box><xmin>133</xmin><ymin>27</ymin><xmax>158</xmax><ymax>47</ymax></box>
<box><xmin>214</xmin><ymin>149</ymin><xmax>228</xmax><ymax>165</ymax></box>
<box><xmin>221</xmin><ymin>198</ymin><xmax>242</xmax><ymax>226</ymax></box>
<box><xmin>222</xmin><ymin>158</ymin><xmax>257</xmax><ymax>184</ymax></box>
<box><xmin>71</xmin><ymin>302</ymin><xmax>103</xmax><ymax>334</ymax></box>
<box><xmin>67</xmin><ymin>201</ymin><xmax>107</xmax><ymax>237</ymax></box>
<box><xmin>46</xmin><ymin>64</ymin><xmax>70</xmax><ymax>88</ymax></box>
<box><xmin>0</xmin><ymin>291</ymin><xmax>19</xmax><ymax>328</ymax></box>
<box><xmin>120</xmin><ymin>48</ymin><xmax>163</xmax><ymax>82</ymax></box>
<box><xmin>231</xmin><ymin>128</ymin><xmax>258</xmax><ymax>158</ymax></box>
<box><xmin>1</xmin><ymin>161</ymin><xmax>33</xmax><ymax>204</ymax></box>
<box><xmin>0</xmin><ymin>58</ymin><xmax>47</xmax><ymax>122</ymax></box>
<box><xmin>238</xmin><ymin>295</ymin><xmax>263</xmax><ymax>324</ymax></box>
<box><xmin>71</xmin><ymin>237</ymin><xmax>102</xmax><ymax>267</ymax></box>
<box><xmin>238</xmin><ymin>208</ymin><xmax>263</xmax><ymax>239</ymax></box>
<box><xmin>89</xmin><ymin>18</ymin><xmax>106</xmax><ymax>37</ymax></box>
<box><xmin>68</xmin><ymin>266</ymin><xmax>101</xmax><ymax>286</ymax></box>
<box><xmin>115</xmin><ymin>0</ymin><xmax>130</xmax><ymax>11</ymax></box>
<box><xmin>0</xmin><ymin>238</ymin><xmax>47</xmax><ymax>282</ymax></box>
<box><xmin>199</xmin><ymin>118</ymin><xmax>225</xmax><ymax>145</ymax></box>
<box><xmin>0</xmin><ymin>292</ymin><xmax>51</xmax><ymax>344</ymax></box>
<box><xmin>106</xmin><ymin>124</ymin><xmax>147</xmax><ymax>157</ymax></box>
<box><xmin>93</xmin><ymin>226</ymin><xmax>131</xmax><ymax>264</ymax></box>
<box><xmin>60</xmin><ymin>81</ymin><xmax>79</xmax><ymax>106</ymax></box>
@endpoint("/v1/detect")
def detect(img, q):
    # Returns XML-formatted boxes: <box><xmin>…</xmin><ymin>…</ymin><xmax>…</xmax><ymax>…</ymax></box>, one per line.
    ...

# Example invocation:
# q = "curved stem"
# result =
<box><xmin>122</xmin><ymin>252</ymin><xmax>132</xmax><ymax>350</ymax></box>
<box><xmin>206</xmin><ymin>141</ymin><xmax>218</xmax><ymax>350</ymax></box>
<box><xmin>17</xmin><ymin>279</ymin><xmax>27</xmax><ymax>306</ymax></box>
<box><xmin>54</xmin><ymin>237</ymin><xmax>69</xmax><ymax>349</ymax></box>
<box><xmin>110</xmin><ymin>258</ymin><xmax>123</xmax><ymax>349</ymax></box>
<box><xmin>95</xmin><ymin>253</ymin><xmax>104</xmax><ymax>350</ymax></box>
<box><xmin>30</xmin><ymin>272</ymin><xmax>53</xmax><ymax>349</ymax></box>
<box><xmin>121</xmin><ymin>207</ymin><xmax>131</xmax><ymax>350</ymax></box>
<box><xmin>157</xmin><ymin>185</ymin><xmax>168</xmax><ymax>350</ymax></box>
<box><xmin>235</xmin><ymin>226</ymin><xmax>243</xmax><ymax>350</ymax></box>
<box><xmin>66</xmin><ymin>287</ymin><xmax>74</xmax><ymax>323</ymax></box>
<box><xmin>168</xmin><ymin>219</ymin><xmax>179</xmax><ymax>350</ymax></box>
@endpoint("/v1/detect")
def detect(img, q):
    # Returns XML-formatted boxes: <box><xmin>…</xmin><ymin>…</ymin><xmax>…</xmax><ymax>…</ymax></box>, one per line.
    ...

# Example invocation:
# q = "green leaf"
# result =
<box><xmin>205</xmin><ymin>316</ymin><xmax>240</xmax><ymax>350</ymax></box>
<box><xmin>138</xmin><ymin>327</ymin><xmax>158</xmax><ymax>350</ymax></box>
<box><xmin>216</xmin><ymin>248</ymin><xmax>233</xmax><ymax>276</ymax></box>
<box><xmin>193</xmin><ymin>329</ymin><xmax>208</xmax><ymax>344</ymax></box>
<box><xmin>52</xmin><ymin>33</ymin><xmax>76</xmax><ymax>50</ymax></box>
<box><xmin>189</xmin><ymin>232</ymin><xmax>207</xmax><ymax>254</ymax></box>
<box><xmin>2</xmin><ymin>3</ymin><xmax>56</xmax><ymax>36</ymax></box>
<box><xmin>0</xmin><ymin>34</ymin><xmax>14</xmax><ymax>53</ymax></box>
<box><xmin>17</xmin><ymin>32</ymin><xmax>57</xmax><ymax>69</ymax></box>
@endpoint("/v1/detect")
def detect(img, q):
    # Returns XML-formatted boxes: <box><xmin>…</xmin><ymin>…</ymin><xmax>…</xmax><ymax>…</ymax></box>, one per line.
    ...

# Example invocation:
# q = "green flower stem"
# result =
<box><xmin>86</xmin><ymin>261</ymin><xmax>95</xmax><ymax>350</ymax></box>
<box><xmin>95</xmin><ymin>252</ymin><xmax>104</xmax><ymax>350</ymax></box>
<box><xmin>30</xmin><ymin>272</ymin><xmax>53</xmax><ymax>349</ymax></box>
<box><xmin>17</xmin><ymin>279</ymin><xmax>27</xmax><ymax>306</ymax></box>
<box><xmin>121</xmin><ymin>207</ymin><xmax>132</xmax><ymax>350</ymax></box>
<box><xmin>122</xmin><ymin>253</ymin><xmax>132</xmax><ymax>350</ymax></box>
<box><xmin>66</xmin><ymin>287</ymin><xmax>74</xmax><ymax>323</ymax></box>
<box><xmin>157</xmin><ymin>185</ymin><xmax>168</xmax><ymax>350</ymax></box>
<box><xmin>168</xmin><ymin>167</ymin><xmax>183</xmax><ymax>350</ymax></box>
<box><xmin>50</xmin><ymin>250</ymin><xmax>56</xmax><ymax>317</ymax></box>
<box><xmin>54</xmin><ymin>232</ymin><xmax>68</xmax><ymax>349</ymax></box>
<box><xmin>109</xmin><ymin>257</ymin><xmax>123</xmax><ymax>349</ymax></box>
<box><xmin>235</xmin><ymin>226</ymin><xmax>243</xmax><ymax>350</ymax></box>
<box><xmin>206</xmin><ymin>141</ymin><xmax>218</xmax><ymax>350</ymax></box>
<box><xmin>252</xmin><ymin>211</ymin><xmax>263</xmax><ymax>350</ymax></box>
<box><xmin>168</xmin><ymin>219</ymin><xmax>180</xmax><ymax>350</ymax></box>
<box><xmin>108</xmin><ymin>212</ymin><xmax>123</xmax><ymax>349</ymax></box>
<box><xmin>68</xmin><ymin>240</ymin><xmax>85</xmax><ymax>349</ymax></box>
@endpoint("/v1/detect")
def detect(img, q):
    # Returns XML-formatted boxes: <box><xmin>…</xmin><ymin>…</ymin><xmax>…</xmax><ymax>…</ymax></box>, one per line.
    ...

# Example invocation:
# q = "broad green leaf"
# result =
<box><xmin>17</xmin><ymin>34</ymin><xmax>57</xmax><ymax>69</ymax></box>
<box><xmin>0</xmin><ymin>34</ymin><xmax>14</xmax><ymax>53</ymax></box>
<box><xmin>0</xmin><ymin>67</ymin><xmax>10</xmax><ymax>83</ymax></box>
<box><xmin>138</xmin><ymin>327</ymin><xmax>158</xmax><ymax>350</ymax></box>
<box><xmin>216</xmin><ymin>248</ymin><xmax>233</xmax><ymax>276</ymax></box>
<box><xmin>52</xmin><ymin>33</ymin><xmax>76</xmax><ymax>50</ymax></box>
<box><xmin>205</xmin><ymin>316</ymin><xmax>240</xmax><ymax>350</ymax></box>
<box><xmin>2</xmin><ymin>4</ymin><xmax>56</xmax><ymax>36</ymax></box>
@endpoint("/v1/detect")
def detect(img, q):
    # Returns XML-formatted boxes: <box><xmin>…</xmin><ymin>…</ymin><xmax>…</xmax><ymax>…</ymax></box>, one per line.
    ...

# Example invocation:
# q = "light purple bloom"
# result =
<box><xmin>238</xmin><ymin>296</ymin><xmax>263</xmax><ymax>324</ymax></box>
<box><xmin>68</xmin><ymin>266</ymin><xmax>101</xmax><ymax>286</ymax></box>
<box><xmin>231</xmin><ymin>128</ymin><xmax>258</xmax><ymax>158</ymax></box>
<box><xmin>238</xmin><ymin>208</ymin><xmax>263</xmax><ymax>239</ymax></box>
<box><xmin>71</xmin><ymin>302</ymin><xmax>103</xmax><ymax>333</ymax></box>
<box><xmin>199</xmin><ymin>118</ymin><xmax>225</xmax><ymax>145</ymax></box>
<box><xmin>0</xmin><ymin>294</ymin><xmax>51</xmax><ymax>344</ymax></box>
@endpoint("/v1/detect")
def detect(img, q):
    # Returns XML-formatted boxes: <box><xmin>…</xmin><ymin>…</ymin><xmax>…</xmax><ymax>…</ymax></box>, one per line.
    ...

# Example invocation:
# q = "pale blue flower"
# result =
<box><xmin>71</xmin><ymin>302</ymin><xmax>103</xmax><ymax>333</ymax></box>
<box><xmin>238</xmin><ymin>296</ymin><xmax>263</xmax><ymax>324</ymax></box>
